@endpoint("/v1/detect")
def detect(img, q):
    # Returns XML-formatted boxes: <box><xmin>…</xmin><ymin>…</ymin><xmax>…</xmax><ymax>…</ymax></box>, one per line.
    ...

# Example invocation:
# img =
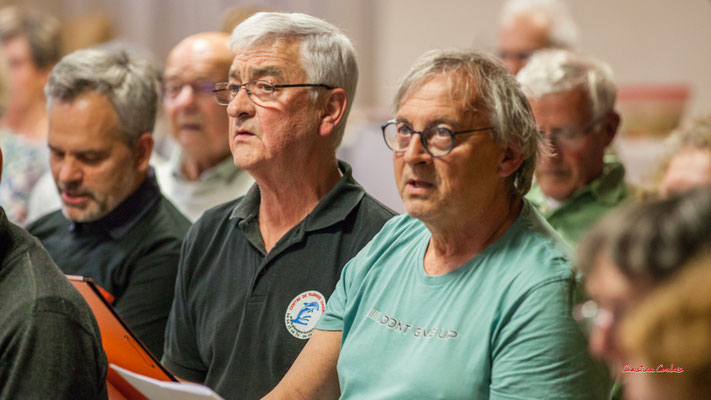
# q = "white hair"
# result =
<box><xmin>499</xmin><ymin>0</ymin><xmax>580</xmax><ymax>50</ymax></box>
<box><xmin>230</xmin><ymin>12</ymin><xmax>358</xmax><ymax>149</ymax></box>
<box><xmin>517</xmin><ymin>49</ymin><xmax>617</xmax><ymax>120</ymax></box>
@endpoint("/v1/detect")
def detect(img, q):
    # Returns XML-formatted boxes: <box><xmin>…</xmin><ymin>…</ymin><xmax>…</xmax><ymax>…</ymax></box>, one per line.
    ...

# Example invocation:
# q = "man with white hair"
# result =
<box><xmin>162</xmin><ymin>12</ymin><xmax>394</xmax><ymax>399</ymax></box>
<box><xmin>518</xmin><ymin>49</ymin><xmax>626</xmax><ymax>246</ymax></box>
<box><xmin>498</xmin><ymin>0</ymin><xmax>579</xmax><ymax>74</ymax></box>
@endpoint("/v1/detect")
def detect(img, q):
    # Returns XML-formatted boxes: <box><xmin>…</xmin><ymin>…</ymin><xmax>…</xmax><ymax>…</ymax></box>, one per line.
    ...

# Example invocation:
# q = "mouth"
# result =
<box><xmin>404</xmin><ymin>178</ymin><xmax>435</xmax><ymax>196</ymax></box>
<box><xmin>233</xmin><ymin>129</ymin><xmax>255</xmax><ymax>141</ymax></box>
<box><xmin>60</xmin><ymin>190</ymin><xmax>92</xmax><ymax>207</ymax></box>
<box><xmin>179</xmin><ymin>122</ymin><xmax>203</xmax><ymax>131</ymax></box>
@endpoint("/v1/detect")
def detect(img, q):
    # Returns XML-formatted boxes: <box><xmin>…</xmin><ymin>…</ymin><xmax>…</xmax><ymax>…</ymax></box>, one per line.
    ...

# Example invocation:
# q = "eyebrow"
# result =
<box><xmin>228</xmin><ymin>65</ymin><xmax>285</xmax><ymax>82</ymax></box>
<box><xmin>394</xmin><ymin>116</ymin><xmax>461</xmax><ymax>128</ymax></box>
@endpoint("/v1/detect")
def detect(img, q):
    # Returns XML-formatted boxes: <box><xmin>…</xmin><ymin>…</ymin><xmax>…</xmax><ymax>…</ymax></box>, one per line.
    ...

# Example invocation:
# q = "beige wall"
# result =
<box><xmin>14</xmin><ymin>0</ymin><xmax>711</xmax><ymax>119</ymax></box>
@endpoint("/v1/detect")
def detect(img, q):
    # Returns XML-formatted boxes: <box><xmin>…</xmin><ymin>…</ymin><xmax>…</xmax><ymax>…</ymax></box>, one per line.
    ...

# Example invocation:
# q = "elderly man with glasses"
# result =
<box><xmin>266</xmin><ymin>49</ymin><xmax>610</xmax><ymax>399</ymax></box>
<box><xmin>517</xmin><ymin>49</ymin><xmax>626</xmax><ymax>246</ymax></box>
<box><xmin>157</xmin><ymin>32</ymin><xmax>253</xmax><ymax>221</ymax></box>
<box><xmin>161</xmin><ymin>12</ymin><xmax>395</xmax><ymax>400</ymax></box>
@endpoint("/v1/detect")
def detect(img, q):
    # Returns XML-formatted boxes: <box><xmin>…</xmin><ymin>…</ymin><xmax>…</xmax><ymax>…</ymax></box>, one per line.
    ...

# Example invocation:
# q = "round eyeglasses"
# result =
<box><xmin>212</xmin><ymin>80</ymin><xmax>333</xmax><ymax>108</ymax></box>
<box><xmin>381</xmin><ymin>120</ymin><xmax>494</xmax><ymax>157</ymax></box>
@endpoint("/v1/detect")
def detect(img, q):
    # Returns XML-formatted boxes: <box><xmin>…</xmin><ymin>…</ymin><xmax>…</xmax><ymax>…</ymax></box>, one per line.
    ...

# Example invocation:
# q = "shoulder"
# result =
<box><xmin>340</xmin><ymin>215</ymin><xmax>425</xmax><ymax>279</ymax></box>
<box><xmin>1</xmin><ymin>227</ymin><xmax>99</xmax><ymax>338</ymax></box>
<box><xmin>142</xmin><ymin>195</ymin><xmax>192</xmax><ymax>239</ymax></box>
<box><xmin>489</xmin><ymin>201</ymin><xmax>574</xmax><ymax>289</ymax></box>
<box><xmin>182</xmin><ymin>197</ymin><xmax>243</xmax><ymax>247</ymax></box>
<box><xmin>25</xmin><ymin>210</ymin><xmax>67</xmax><ymax>238</ymax></box>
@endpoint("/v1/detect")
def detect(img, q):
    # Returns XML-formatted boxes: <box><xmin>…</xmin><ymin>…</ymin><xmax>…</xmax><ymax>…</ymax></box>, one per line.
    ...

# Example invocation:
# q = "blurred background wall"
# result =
<box><xmin>6</xmin><ymin>0</ymin><xmax>710</xmax><ymax>118</ymax></box>
<box><xmin>3</xmin><ymin>0</ymin><xmax>710</xmax><ymax>210</ymax></box>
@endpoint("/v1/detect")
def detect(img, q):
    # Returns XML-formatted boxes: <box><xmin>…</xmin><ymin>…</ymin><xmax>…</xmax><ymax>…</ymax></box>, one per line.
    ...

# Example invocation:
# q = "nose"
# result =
<box><xmin>226</xmin><ymin>84</ymin><xmax>255</xmax><ymax>121</ymax></box>
<box><xmin>402</xmin><ymin>133</ymin><xmax>432</xmax><ymax>164</ymax></box>
<box><xmin>56</xmin><ymin>157</ymin><xmax>83</xmax><ymax>185</ymax></box>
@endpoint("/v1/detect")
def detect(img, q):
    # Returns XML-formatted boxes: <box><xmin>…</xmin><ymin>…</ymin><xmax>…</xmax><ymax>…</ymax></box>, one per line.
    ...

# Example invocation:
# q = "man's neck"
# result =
<box><xmin>1</xmin><ymin>101</ymin><xmax>48</xmax><ymax>141</ymax></box>
<box><xmin>255</xmin><ymin>156</ymin><xmax>341</xmax><ymax>253</ymax></box>
<box><xmin>423</xmin><ymin>195</ymin><xmax>523</xmax><ymax>276</ymax></box>
<box><xmin>180</xmin><ymin>152</ymin><xmax>231</xmax><ymax>181</ymax></box>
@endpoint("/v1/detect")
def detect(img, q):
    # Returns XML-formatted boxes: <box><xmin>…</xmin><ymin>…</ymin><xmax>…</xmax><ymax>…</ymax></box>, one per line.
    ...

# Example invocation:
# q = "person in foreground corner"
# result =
<box><xmin>267</xmin><ymin>49</ymin><xmax>610</xmax><ymax>399</ymax></box>
<box><xmin>0</xmin><ymin>147</ymin><xmax>108</xmax><ymax>399</ymax></box>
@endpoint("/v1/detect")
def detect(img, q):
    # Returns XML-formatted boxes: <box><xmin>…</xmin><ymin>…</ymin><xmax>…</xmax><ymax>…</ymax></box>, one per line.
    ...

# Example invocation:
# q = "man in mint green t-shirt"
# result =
<box><xmin>266</xmin><ymin>49</ymin><xmax>610</xmax><ymax>399</ymax></box>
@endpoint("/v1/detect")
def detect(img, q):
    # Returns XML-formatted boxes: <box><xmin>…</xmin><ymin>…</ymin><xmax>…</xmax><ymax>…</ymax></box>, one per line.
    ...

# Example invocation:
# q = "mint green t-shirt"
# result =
<box><xmin>318</xmin><ymin>201</ymin><xmax>610</xmax><ymax>399</ymax></box>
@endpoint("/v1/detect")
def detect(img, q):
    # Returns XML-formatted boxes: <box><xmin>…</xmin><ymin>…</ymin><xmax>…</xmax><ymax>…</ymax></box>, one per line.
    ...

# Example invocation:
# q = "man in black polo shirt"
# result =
<box><xmin>162</xmin><ymin>12</ymin><xmax>395</xmax><ymax>399</ymax></box>
<box><xmin>27</xmin><ymin>47</ymin><xmax>191</xmax><ymax>359</ymax></box>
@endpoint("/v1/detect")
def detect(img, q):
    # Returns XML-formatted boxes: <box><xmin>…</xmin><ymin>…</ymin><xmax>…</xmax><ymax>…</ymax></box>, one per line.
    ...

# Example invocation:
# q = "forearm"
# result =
<box><xmin>264</xmin><ymin>329</ymin><xmax>342</xmax><ymax>400</ymax></box>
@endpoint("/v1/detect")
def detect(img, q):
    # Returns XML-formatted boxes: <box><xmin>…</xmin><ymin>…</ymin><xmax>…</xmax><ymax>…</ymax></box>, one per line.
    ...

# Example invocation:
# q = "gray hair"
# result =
<box><xmin>393</xmin><ymin>49</ymin><xmax>543</xmax><ymax>198</ymax></box>
<box><xmin>499</xmin><ymin>0</ymin><xmax>579</xmax><ymax>50</ymax></box>
<box><xmin>517</xmin><ymin>49</ymin><xmax>617</xmax><ymax>121</ymax></box>
<box><xmin>230</xmin><ymin>11</ymin><xmax>358</xmax><ymax>149</ymax></box>
<box><xmin>578</xmin><ymin>187</ymin><xmax>711</xmax><ymax>282</ymax></box>
<box><xmin>45</xmin><ymin>46</ymin><xmax>160</xmax><ymax>145</ymax></box>
<box><xmin>0</xmin><ymin>6</ymin><xmax>61</xmax><ymax>69</ymax></box>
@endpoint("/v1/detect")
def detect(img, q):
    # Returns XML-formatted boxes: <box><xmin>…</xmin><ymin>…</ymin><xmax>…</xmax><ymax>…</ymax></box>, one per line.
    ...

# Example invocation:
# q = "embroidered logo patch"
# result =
<box><xmin>285</xmin><ymin>290</ymin><xmax>326</xmax><ymax>339</ymax></box>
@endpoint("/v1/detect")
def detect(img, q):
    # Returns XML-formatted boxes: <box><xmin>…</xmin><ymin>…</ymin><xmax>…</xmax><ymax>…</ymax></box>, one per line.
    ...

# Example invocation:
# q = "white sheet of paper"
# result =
<box><xmin>110</xmin><ymin>364</ymin><xmax>224</xmax><ymax>400</ymax></box>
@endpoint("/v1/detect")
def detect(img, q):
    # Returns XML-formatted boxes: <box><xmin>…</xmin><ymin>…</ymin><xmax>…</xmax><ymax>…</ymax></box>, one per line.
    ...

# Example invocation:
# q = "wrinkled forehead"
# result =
<box><xmin>229</xmin><ymin>39</ymin><xmax>304</xmax><ymax>82</ymax></box>
<box><xmin>398</xmin><ymin>72</ymin><xmax>485</xmax><ymax>121</ymax></box>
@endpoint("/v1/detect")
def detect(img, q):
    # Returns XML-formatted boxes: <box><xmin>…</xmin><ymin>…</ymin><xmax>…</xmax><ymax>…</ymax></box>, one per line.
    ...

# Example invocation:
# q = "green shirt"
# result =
<box><xmin>527</xmin><ymin>159</ymin><xmax>627</xmax><ymax>247</ymax></box>
<box><xmin>318</xmin><ymin>201</ymin><xmax>611</xmax><ymax>399</ymax></box>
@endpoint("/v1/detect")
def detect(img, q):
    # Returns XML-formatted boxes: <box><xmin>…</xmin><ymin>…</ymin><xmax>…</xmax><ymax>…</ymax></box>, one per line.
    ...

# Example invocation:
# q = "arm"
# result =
<box><xmin>113</xmin><ymin>250</ymin><xmax>180</xmax><ymax>359</ymax></box>
<box><xmin>1</xmin><ymin>311</ymin><xmax>108</xmax><ymax>399</ymax></box>
<box><xmin>264</xmin><ymin>329</ymin><xmax>342</xmax><ymax>400</ymax></box>
<box><xmin>161</xmin><ymin>232</ymin><xmax>209</xmax><ymax>382</ymax></box>
<box><xmin>490</xmin><ymin>278</ymin><xmax>611</xmax><ymax>400</ymax></box>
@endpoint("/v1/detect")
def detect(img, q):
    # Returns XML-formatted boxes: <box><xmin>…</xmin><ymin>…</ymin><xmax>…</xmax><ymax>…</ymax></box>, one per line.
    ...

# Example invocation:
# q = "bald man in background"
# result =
<box><xmin>157</xmin><ymin>32</ymin><xmax>253</xmax><ymax>221</ymax></box>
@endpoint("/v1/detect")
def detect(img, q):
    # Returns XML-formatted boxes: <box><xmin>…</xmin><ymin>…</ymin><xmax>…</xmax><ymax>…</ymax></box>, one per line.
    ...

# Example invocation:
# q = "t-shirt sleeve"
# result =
<box><xmin>489</xmin><ymin>277</ymin><xmax>611</xmax><ymax>400</ymax></box>
<box><xmin>161</xmin><ymin>226</ymin><xmax>208</xmax><ymax>382</ymax></box>
<box><xmin>318</xmin><ymin>216</ymin><xmax>402</xmax><ymax>333</ymax></box>
<box><xmin>316</xmin><ymin>257</ymin><xmax>352</xmax><ymax>332</ymax></box>
<box><xmin>0</xmin><ymin>310</ymin><xmax>108</xmax><ymax>400</ymax></box>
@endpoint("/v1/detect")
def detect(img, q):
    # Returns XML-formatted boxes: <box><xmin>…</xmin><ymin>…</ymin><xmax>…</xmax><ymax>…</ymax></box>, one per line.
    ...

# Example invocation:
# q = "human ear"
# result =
<box><xmin>319</xmin><ymin>88</ymin><xmax>348</xmax><ymax>137</ymax></box>
<box><xmin>133</xmin><ymin>133</ymin><xmax>154</xmax><ymax>172</ymax></box>
<box><xmin>498</xmin><ymin>144</ymin><xmax>525</xmax><ymax>178</ymax></box>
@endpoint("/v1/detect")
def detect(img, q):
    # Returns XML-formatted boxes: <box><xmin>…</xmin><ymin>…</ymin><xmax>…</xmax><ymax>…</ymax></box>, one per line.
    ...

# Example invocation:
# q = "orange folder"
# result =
<box><xmin>67</xmin><ymin>275</ymin><xmax>177</xmax><ymax>399</ymax></box>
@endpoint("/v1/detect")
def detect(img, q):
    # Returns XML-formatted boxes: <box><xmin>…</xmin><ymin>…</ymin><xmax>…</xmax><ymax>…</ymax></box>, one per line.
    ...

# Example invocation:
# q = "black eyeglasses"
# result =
<box><xmin>212</xmin><ymin>80</ymin><xmax>333</xmax><ymax>107</ymax></box>
<box><xmin>381</xmin><ymin>120</ymin><xmax>494</xmax><ymax>157</ymax></box>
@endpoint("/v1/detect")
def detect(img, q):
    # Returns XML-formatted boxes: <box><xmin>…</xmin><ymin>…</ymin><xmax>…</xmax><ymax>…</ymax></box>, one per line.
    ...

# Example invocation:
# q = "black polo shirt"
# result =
<box><xmin>162</xmin><ymin>161</ymin><xmax>396</xmax><ymax>400</ymax></box>
<box><xmin>27</xmin><ymin>172</ymin><xmax>191</xmax><ymax>358</ymax></box>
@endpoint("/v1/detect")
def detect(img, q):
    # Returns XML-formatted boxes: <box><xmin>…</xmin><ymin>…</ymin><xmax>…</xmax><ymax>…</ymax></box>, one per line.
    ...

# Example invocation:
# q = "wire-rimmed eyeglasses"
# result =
<box><xmin>212</xmin><ymin>80</ymin><xmax>333</xmax><ymax>107</ymax></box>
